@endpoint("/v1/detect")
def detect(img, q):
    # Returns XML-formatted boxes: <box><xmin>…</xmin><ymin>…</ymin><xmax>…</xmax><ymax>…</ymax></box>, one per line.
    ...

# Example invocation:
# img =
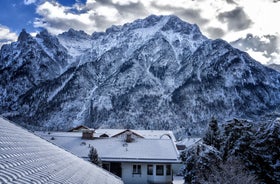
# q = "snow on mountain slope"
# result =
<box><xmin>0</xmin><ymin>117</ymin><xmax>123</xmax><ymax>184</ymax></box>
<box><xmin>1</xmin><ymin>15</ymin><xmax>280</xmax><ymax>136</ymax></box>
<box><xmin>58</xmin><ymin>28</ymin><xmax>92</xmax><ymax>58</ymax></box>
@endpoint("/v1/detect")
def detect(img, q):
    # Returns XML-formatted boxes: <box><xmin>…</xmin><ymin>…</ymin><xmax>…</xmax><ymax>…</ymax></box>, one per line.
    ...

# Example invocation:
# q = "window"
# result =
<box><xmin>102</xmin><ymin>163</ymin><xmax>110</xmax><ymax>171</ymax></box>
<box><xmin>147</xmin><ymin>165</ymin><xmax>153</xmax><ymax>175</ymax></box>
<box><xmin>156</xmin><ymin>165</ymin><xmax>164</xmax><ymax>176</ymax></box>
<box><xmin>133</xmin><ymin>165</ymin><xmax>141</xmax><ymax>174</ymax></box>
<box><xmin>166</xmin><ymin>165</ymin><xmax>171</xmax><ymax>175</ymax></box>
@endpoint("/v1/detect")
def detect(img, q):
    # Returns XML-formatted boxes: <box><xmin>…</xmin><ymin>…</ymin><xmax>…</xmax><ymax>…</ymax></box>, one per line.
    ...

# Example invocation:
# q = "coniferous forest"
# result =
<box><xmin>181</xmin><ymin>118</ymin><xmax>280</xmax><ymax>184</ymax></box>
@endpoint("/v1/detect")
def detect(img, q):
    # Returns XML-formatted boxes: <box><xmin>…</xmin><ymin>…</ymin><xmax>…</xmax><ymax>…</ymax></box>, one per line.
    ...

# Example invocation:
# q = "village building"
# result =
<box><xmin>68</xmin><ymin>125</ymin><xmax>89</xmax><ymax>132</ymax></box>
<box><xmin>37</xmin><ymin>127</ymin><xmax>181</xmax><ymax>184</ymax></box>
<box><xmin>175</xmin><ymin>137</ymin><xmax>202</xmax><ymax>153</ymax></box>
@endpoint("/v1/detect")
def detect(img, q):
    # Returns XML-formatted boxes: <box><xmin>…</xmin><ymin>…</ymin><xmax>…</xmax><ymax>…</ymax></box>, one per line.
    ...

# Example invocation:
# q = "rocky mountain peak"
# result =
<box><xmin>161</xmin><ymin>15</ymin><xmax>200</xmax><ymax>33</ymax></box>
<box><xmin>36</xmin><ymin>29</ymin><xmax>62</xmax><ymax>50</ymax></box>
<box><xmin>104</xmin><ymin>15</ymin><xmax>197</xmax><ymax>35</ymax></box>
<box><xmin>17</xmin><ymin>29</ymin><xmax>32</xmax><ymax>42</ymax></box>
<box><xmin>59</xmin><ymin>28</ymin><xmax>91</xmax><ymax>40</ymax></box>
<box><xmin>1</xmin><ymin>15</ymin><xmax>280</xmax><ymax>137</ymax></box>
<box><xmin>118</xmin><ymin>14</ymin><xmax>168</xmax><ymax>32</ymax></box>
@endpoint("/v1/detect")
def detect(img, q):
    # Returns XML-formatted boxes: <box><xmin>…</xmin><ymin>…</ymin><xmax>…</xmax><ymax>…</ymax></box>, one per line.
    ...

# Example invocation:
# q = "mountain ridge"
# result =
<box><xmin>1</xmin><ymin>15</ymin><xmax>280</xmax><ymax>136</ymax></box>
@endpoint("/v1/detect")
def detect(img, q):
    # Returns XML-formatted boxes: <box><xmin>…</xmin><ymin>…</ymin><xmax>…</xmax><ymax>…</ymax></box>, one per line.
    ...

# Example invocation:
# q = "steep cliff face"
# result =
<box><xmin>0</xmin><ymin>29</ymin><xmax>69</xmax><ymax>119</ymax></box>
<box><xmin>1</xmin><ymin>15</ymin><xmax>280</xmax><ymax>135</ymax></box>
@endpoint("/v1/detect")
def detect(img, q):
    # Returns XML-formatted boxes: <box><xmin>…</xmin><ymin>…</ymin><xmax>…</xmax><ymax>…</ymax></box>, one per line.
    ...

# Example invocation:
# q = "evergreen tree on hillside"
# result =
<box><xmin>88</xmin><ymin>146</ymin><xmax>101</xmax><ymax>166</ymax></box>
<box><xmin>183</xmin><ymin>143</ymin><xmax>222</xmax><ymax>183</ymax></box>
<box><xmin>207</xmin><ymin>157</ymin><xmax>257</xmax><ymax>184</ymax></box>
<box><xmin>249</xmin><ymin>120</ymin><xmax>280</xmax><ymax>183</ymax></box>
<box><xmin>182</xmin><ymin>118</ymin><xmax>280</xmax><ymax>183</ymax></box>
<box><xmin>203</xmin><ymin>117</ymin><xmax>221</xmax><ymax>150</ymax></box>
<box><xmin>221</xmin><ymin>119</ymin><xmax>253</xmax><ymax>160</ymax></box>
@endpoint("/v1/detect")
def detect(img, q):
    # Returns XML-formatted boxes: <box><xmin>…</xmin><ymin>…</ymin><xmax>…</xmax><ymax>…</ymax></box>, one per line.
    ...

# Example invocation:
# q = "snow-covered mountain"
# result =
<box><xmin>1</xmin><ymin>15</ymin><xmax>280</xmax><ymax>135</ymax></box>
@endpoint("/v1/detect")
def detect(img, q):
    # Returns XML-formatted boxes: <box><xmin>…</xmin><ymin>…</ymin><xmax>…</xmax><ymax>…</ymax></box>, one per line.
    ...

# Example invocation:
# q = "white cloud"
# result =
<box><xmin>22</xmin><ymin>0</ymin><xmax>280</xmax><ymax>38</ymax></box>
<box><xmin>0</xmin><ymin>25</ymin><xmax>18</xmax><ymax>48</ymax></box>
<box><xmin>271</xmin><ymin>52</ymin><xmax>280</xmax><ymax>65</ymax></box>
<box><xmin>112</xmin><ymin>0</ymin><xmax>139</xmax><ymax>6</ymax></box>
<box><xmin>24</xmin><ymin>0</ymin><xmax>37</xmax><ymax>5</ymax></box>
<box><xmin>34</xmin><ymin>0</ymin><xmax>139</xmax><ymax>34</ymax></box>
<box><xmin>30</xmin><ymin>31</ymin><xmax>38</xmax><ymax>37</ymax></box>
<box><xmin>34</xmin><ymin>1</ymin><xmax>96</xmax><ymax>34</ymax></box>
<box><xmin>29</xmin><ymin>0</ymin><xmax>280</xmax><ymax>64</ymax></box>
<box><xmin>237</xmin><ymin>0</ymin><xmax>280</xmax><ymax>35</ymax></box>
<box><xmin>95</xmin><ymin>6</ymin><xmax>120</xmax><ymax>21</ymax></box>
<box><xmin>246</xmin><ymin>49</ymin><xmax>270</xmax><ymax>64</ymax></box>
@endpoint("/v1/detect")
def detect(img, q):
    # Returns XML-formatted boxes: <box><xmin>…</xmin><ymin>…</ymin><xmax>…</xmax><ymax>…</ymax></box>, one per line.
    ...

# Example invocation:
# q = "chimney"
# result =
<box><xmin>125</xmin><ymin>132</ymin><xmax>133</xmax><ymax>143</ymax></box>
<box><xmin>82</xmin><ymin>130</ymin><xmax>94</xmax><ymax>139</ymax></box>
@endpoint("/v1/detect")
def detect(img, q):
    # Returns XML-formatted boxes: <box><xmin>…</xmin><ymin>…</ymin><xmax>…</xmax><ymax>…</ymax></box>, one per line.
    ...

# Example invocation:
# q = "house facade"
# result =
<box><xmin>93</xmin><ymin>130</ymin><xmax>180</xmax><ymax>184</ymax></box>
<box><xmin>103</xmin><ymin>162</ymin><xmax>174</xmax><ymax>184</ymax></box>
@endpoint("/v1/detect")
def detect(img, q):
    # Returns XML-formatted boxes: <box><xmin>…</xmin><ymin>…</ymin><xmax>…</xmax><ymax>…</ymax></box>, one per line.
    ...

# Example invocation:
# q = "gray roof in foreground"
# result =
<box><xmin>0</xmin><ymin>117</ymin><xmax>123</xmax><ymax>184</ymax></box>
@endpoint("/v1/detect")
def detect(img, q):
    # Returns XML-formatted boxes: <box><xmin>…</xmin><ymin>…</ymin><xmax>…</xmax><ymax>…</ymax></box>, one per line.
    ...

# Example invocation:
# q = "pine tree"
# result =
<box><xmin>183</xmin><ymin>143</ymin><xmax>222</xmax><ymax>184</ymax></box>
<box><xmin>249</xmin><ymin>120</ymin><xmax>280</xmax><ymax>183</ymax></box>
<box><xmin>207</xmin><ymin>157</ymin><xmax>257</xmax><ymax>184</ymax></box>
<box><xmin>88</xmin><ymin>146</ymin><xmax>101</xmax><ymax>166</ymax></box>
<box><xmin>183</xmin><ymin>118</ymin><xmax>280</xmax><ymax>183</ymax></box>
<box><xmin>203</xmin><ymin>117</ymin><xmax>221</xmax><ymax>150</ymax></box>
<box><xmin>221</xmin><ymin>119</ymin><xmax>252</xmax><ymax>160</ymax></box>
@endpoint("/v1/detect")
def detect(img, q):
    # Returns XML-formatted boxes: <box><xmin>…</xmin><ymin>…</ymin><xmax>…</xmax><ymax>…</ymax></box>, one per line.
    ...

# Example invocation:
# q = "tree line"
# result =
<box><xmin>181</xmin><ymin>118</ymin><xmax>280</xmax><ymax>184</ymax></box>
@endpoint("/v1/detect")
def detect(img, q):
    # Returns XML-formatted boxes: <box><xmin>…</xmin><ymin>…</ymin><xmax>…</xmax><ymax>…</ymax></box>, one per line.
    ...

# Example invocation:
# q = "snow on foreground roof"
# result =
<box><xmin>0</xmin><ymin>117</ymin><xmax>123</xmax><ymax>184</ymax></box>
<box><xmin>36</xmin><ymin>131</ymin><xmax>180</xmax><ymax>163</ymax></box>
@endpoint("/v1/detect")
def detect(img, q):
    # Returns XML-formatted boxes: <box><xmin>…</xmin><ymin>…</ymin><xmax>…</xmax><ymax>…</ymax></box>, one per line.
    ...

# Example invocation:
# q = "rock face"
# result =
<box><xmin>1</xmin><ymin>15</ymin><xmax>280</xmax><ymax>135</ymax></box>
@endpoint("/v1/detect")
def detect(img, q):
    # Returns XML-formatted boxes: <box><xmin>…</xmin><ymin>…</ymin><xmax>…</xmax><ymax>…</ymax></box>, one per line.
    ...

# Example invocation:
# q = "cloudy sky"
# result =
<box><xmin>0</xmin><ymin>0</ymin><xmax>279</xmax><ymax>65</ymax></box>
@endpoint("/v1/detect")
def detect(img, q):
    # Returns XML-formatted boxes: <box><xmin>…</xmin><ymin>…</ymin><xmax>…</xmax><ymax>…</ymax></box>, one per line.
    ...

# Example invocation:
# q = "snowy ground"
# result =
<box><xmin>173</xmin><ymin>176</ymin><xmax>184</xmax><ymax>184</ymax></box>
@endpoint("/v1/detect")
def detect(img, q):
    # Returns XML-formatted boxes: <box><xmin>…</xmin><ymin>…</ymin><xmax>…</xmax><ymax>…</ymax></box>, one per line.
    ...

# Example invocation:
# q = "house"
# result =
<box><xmin>68</xmin><ymin>125</ymin><xmax>89</xmax><ymax>132</ymax></box>
<box><xmin>93</xmin><ymin>129</ymin><xmax>177</xmax><ymax>141</ymax></box>
<box><xmin>36</xmin><ymin>128</ymin><xmax>180</xmax><ymax>184</ymax></box>
<box><xmin>0</xmin><ymin>117</ymin><xmax>123</xmax><ymax>184</ymax></box>
<box><xmin>176</xmin><ymin>137</ymin><xmax>202</xmax><ymax>153</ymax></box>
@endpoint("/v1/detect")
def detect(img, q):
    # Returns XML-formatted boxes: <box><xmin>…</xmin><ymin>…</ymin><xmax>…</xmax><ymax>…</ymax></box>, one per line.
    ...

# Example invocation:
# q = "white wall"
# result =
<box><xmin>147</xmin><ymin>164</ymin><xmax>172</xmax><ymax>184</ymax></box>
<box><xmin>122</xmin><ymin>163</ymin><xmax>148</xmax><ymax>184</ymax></box>
<box><xmin>121</xmin><ymin>163</ymin><xmax>173</xmax><ymax>184</ymax></box>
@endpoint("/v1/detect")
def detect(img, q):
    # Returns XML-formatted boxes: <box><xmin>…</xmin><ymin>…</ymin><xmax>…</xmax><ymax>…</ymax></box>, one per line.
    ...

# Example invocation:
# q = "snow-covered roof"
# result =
<box><xmin>68</xmin><ymin>125</ymin><xmax>89</xmax><ymax>132</ymax></box>
<box><xmin>36</xmin><ymin>131</ymin><xmax>180</xmax><ymax>163</ymax></box>
<box><xmin>177</xmin><ymin>137</ymin><xmax>201</xmax><ymax>147</ymax></box>
<box><xmin>0</xmin><ymin>117</ymin><xmax>123</xmax><ymax>184</ymax></box>
<box><xmin>111</xmin><ymin>129</ymin><xmax>144</xmax><ymax>138</ymax></box>
<box><xmin>94</xmin><ymin>129</ymin><xmax>177</xmax><ymax>141</ymax></box>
